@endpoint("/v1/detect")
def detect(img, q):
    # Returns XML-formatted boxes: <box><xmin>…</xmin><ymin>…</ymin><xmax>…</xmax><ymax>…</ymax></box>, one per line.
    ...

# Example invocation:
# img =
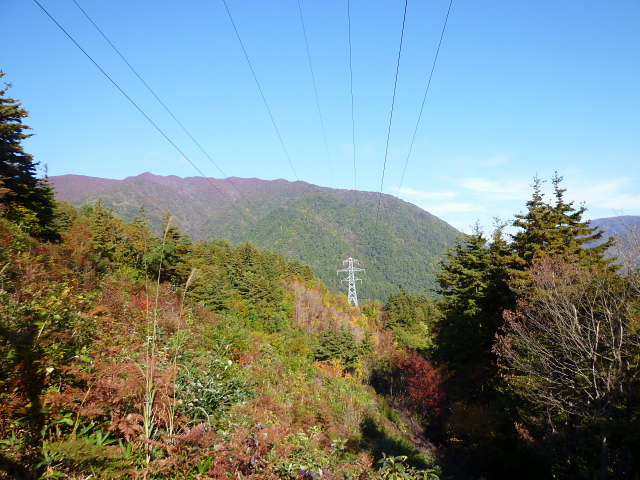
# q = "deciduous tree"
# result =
<box><xmin>496</xmin><ymin>257</ymin><xmax>640</xmax><ymax>479</ymax></box>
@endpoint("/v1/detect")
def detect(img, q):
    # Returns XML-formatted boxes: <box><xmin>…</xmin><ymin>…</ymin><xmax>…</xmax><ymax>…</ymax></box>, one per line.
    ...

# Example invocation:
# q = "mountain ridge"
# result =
<box><xmin>50</xmin><ymin>172</ymin><xmax>461</xmax><ymax>300</ymax></box>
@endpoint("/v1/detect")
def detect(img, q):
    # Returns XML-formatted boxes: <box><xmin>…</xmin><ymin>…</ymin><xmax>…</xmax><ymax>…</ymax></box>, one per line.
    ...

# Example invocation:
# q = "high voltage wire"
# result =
<box><xmin>387</xmin><ymin>0</ymin><xmax>453</xmax><ymax>228</ymax></box>
<box><xmin>32</xmin><ymin>0</ymin><xmax>254</xmax><ymax>225</ymax></box>
<box><xmin>347</xmin><ymin>0</ymin><xmax>357</xmax><ymax>193</ymax></box>
<box><xmin>297</xmin><ymin>0</ymin><xmax>334</xmax><ymax>188</ymax></box>
<box><xmin>69</xmin><ymin>0</ymin><xmax>260</xmax><ymax>214</ymax></box>
<box><xmin>35</xmin><ymin>0</ymin><xmax>452</xmax><ymax>264</ymax></box>
<box><xmin>221</xmin><ymin>0</ymin><xmax>299</xmax><ymax>182</ymax></box>
<box><xmin>373</xmin><ymin>0</ymin><xmax>409</xmax><ymax>242</ymax></box>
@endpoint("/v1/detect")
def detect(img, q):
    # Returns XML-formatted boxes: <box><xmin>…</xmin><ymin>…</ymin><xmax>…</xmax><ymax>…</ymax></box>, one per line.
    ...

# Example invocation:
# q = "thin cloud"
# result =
<box><xmin>480</xmin><ymin>154</ymin><xmax>510</xmax><ymax>167</ymax></box>
<box><xmin>341</xmin><ymin>143</ymin><xmax>354</xmax><ymax>153</ymax></box>
<box><xmin>362</xmin><ymin>144</ymin><xmax>376</xmax><ymax>155</ymax></box>
<box><xmin>396</xmin><ymin>186</ymin><xmax>458</xmax><ymax>201</ymax></box>
<box><xmin>456</xmin><ymin>177</ymin><xmax>530</xmax><ymax>201</ymax></box>
<box><xmin>567</xmin><ymin>178</ymin><xmax>630</xmax><ymax>207</ymax></box>
<box><xmin>452</xmin><ymin>154</ymin><xmax>511</xmax><ymax>168</ymax></box>
<box><xmin>421</xmin><ymin>202</ymin><xmax>482</xmax><ymax>215</ymax></box>
<box><xmin>598</xmin><ymin>193</ymin><xmax>640</xmax><ymax>210</ymax></box>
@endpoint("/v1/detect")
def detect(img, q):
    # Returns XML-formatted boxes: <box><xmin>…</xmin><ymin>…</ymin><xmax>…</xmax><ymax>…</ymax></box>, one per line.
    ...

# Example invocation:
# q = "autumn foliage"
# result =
<box><xmin>398</xmin><ymin>352</ymin><xmax>444</xmax><ymax>421</ymax></box>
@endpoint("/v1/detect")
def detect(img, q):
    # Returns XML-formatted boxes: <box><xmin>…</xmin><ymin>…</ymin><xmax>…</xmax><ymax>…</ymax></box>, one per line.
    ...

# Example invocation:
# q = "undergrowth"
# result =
<box><xmin>0</xmin><ymin>214</ymin><xmax>442</xmax><ymax>479</ymax></box>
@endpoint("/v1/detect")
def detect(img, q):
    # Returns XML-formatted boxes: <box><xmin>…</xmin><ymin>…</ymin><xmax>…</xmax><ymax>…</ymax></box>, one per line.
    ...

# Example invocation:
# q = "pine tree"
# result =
<box><xmin>435</xmin><ymin>227</ymin><xmax>506</xmax><ymax>370</ymax></box>
<box><xmin>0</xmin><ymin>72</ymin><xmax>57</xmax><ymax>240</ymax></box>
<box><xmin>510</xmin><ymin>174</ymin><xmax>611</xmax><ymax>272</ymax></box>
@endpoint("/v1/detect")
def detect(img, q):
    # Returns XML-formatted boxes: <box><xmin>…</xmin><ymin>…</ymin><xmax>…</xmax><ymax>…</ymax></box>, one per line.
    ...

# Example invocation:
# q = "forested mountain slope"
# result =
<box><xmin>50</xmin><ymin>173</ymin><xmax>460</xmax><ymax>300</ymax></box>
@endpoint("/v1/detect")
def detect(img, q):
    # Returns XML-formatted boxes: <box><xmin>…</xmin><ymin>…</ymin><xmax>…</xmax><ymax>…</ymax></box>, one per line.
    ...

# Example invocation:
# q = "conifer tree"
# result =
<box><xmin>146</xmin><ymin>214</ymin><xmax>193</xmax><ymax>284</ymax></box>
<box><xmin>0</xmin><ymin>72</ymin><xmax>57</xmax><ymax>240</ymax></box>
<box><xmin>434</xmin><ymin>176</ymin><xmax>619</xmax><ymax>478</ymax></box>
<box><xmin>435</xmin><ymin>226</ymin><xmax>512</xmax><ymax>372</ymax></box>
<box><xmin>385</xmin><ymin>289</ymin><xmax>439</xmax><ymax>352</ymax></box>
<box><xmin>436</xmin><ymin>176</ymin><xmax>611</xmax><ymax>373</ymax></box>
<box><xmin>510</xmin><ymin>174</ymin><xmax>611</xmax><ymax>272</ymax></box>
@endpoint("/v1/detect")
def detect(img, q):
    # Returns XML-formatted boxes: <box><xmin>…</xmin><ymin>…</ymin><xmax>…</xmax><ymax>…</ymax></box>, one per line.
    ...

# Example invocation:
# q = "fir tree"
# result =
<box><xmin>435</xmin><ymin>227</ymin><xmax>503</xmax><ymax>370</ymax></box>
<box><xmin>510</xmin><ymin>174</ymin><xmax>611</xmax><ymax>272</ymax></box>
<box><xmin>0</xmin><ymin>72</ymin><xmax>57</xmax><ymax>240</ymax></box>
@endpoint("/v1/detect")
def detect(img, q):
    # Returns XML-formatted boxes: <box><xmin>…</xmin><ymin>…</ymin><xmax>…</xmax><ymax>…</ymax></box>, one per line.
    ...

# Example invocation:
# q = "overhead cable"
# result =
<box><xmin>221</xmin><ymin>0</ymin><xmax>299</xmax><ymax>182</ymax></box>
<box><xmin>373</xmin><ymin>0</ymin><xmax>409</xmax><ymax>240</ymax></box>
<box><xmin>70</xmin><ymin>0</ymin><xmax>258</xmax><ymax>211</ymax></box>
<box><xmin>347</xmin><ymin>0</ymin><xmax>357</xmax><ymax>192</ymax></box>
<box><xmin>297</xmin><ymin>0</ymin><xmax>335</xmax><ymax>187</ymax></box>
<box><xmin>388</xmin><ymin>0</ymin><xmax>453</xmax><ymax>227</ymax></box>
<box><xmin>33</xmin><ymin>0</ymin><xmax>253</xmax><ymax>224</ymax></box>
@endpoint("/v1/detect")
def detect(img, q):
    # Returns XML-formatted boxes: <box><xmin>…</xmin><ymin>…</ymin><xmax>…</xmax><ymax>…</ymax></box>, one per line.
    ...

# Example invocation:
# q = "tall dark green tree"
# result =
<box><xmin>0</xmin><ymin>72</ymin><xmax>57</xmax><ymax>240</ymax></box>
<box><xmin>510</xmin><ymin>174</ymin><xmax>611</xmax><ymax>272</ymax></box>
<box><xmin>435</xmin><ymin>225</ymin><xmax>512</xmax><ymax>373</ymax></box>
<box><xmin>433</xmin><ymin>177</ymin><xmax>616</xmax><ymax>479</ymax></box>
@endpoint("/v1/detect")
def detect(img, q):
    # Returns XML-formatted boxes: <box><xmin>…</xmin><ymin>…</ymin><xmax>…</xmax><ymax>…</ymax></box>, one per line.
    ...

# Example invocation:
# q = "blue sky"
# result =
<box><xmin>3</xmin><ymin>0</ymin><xmax>640</xmax><ymax>232</ymax></box>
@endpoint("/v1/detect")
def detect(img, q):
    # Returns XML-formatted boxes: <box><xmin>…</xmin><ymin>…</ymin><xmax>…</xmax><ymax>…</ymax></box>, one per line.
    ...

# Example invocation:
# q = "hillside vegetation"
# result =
<box><xmin>50</xmin><ymin>173</ymin><xmax>460</xmax><ymax>301</ymax></box>
<box><xmin>2</xmin><ymin>77</ymin><xmax>445</xmax><ymax>479</ymax></box>
<box><xmin>4</xmin><ymin>74</ymin><xmax>640</xmax><ymax>480</ymax></box>
<box><xmin>0</xmin><ymin>205</ymin><xmax>444</xmax><ymax>479</ymax></box>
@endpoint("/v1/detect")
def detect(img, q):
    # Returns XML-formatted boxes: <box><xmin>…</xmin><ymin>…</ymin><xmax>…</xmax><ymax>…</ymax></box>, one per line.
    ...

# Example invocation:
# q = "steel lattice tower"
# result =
<box><xmin>337</xmin><ymin>257</ymin><xmax>365</xmax><ymax>306</ymax></box>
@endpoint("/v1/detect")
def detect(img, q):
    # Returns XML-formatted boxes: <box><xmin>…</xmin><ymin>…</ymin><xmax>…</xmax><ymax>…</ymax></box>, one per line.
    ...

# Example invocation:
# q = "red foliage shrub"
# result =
<box><xmin>398</xmin><ymin>351</ymin><xmax>444</xmax><ymax>419</ymax></box>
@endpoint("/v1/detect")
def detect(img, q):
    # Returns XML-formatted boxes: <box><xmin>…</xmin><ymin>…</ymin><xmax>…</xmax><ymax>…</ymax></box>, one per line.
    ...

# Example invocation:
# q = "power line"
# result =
<box><xmin>70</xmin><ymin>0</ymin><xmax>258</xmax><ymax>212</ymax></box>
<box><xmin>297</xmin><ymin>0</ymin><xmax>334</xmax><ymax>188</ymax></box>
<box><xmin>221</xmin><ymin>0</ymin><xmax>299</xmax><ymax>182</ymax></box>
<box><xmin>373</xmin><ymin>0</ymin><xmax>409</xmax><ymax>240</ymax></box>
<box><xmin>347</xmin><ymin>0</ymin><xmax>357</xmax><ymax>192</ymax></box>
<box><xmin>33</xmin><ymin>0</ymin><xmax>253</xmax><ymax>225</ymax></box>
<box><xmin>388</xmin><ymin>0</ymin><xmax>453</xmax><ymax>227</ymax></box>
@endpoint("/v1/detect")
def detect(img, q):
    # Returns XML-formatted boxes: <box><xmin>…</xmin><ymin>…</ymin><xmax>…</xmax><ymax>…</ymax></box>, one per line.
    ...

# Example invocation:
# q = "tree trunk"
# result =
<box><xmin>599</xmin><ymin>428</ymin><xmax>608</xmax><ymax>480</ymax></box>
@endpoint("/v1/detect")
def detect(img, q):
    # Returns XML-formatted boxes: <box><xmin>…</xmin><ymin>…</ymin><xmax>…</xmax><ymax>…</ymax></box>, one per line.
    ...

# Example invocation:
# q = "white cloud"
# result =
<box><xmin>455</xmin><ymin>176</ymin><xmax>531</xmax><ymax>201</ymax></box>
<box><xmin>420</xmin><ymin>202</ymin><xmax>482</xmax><ymax>215</ymax></box>
<box><xmin>480</xmin><ymin>154</ymin><xmax>510</xmax><ymax>167</ymax></box>
<box><xmin>567</xmin><ymin>178</ymin><xmax>630</xmax><ymax>206</ymax></box>
<box><xmin>341</xmin><ymin>143</ymin><xmax>354</xmax><ymax>153</ymax></box>
<box><xmin>451</xmin><ymin>153</ymin><xmax>511</xmax><ymax>168</ymax></box>
<box><xmin>395</xmin><ymin>186</ymin><xmax>458</xmax><ymax>201</ymax></box>
<box><xmin>598</xmin><ymin>193</ymin><xmax>640</xmax><ymax>210</ymax></box>
<box><xmin>362</xmin><ymin>144</ymin><xmax>376</xmax><ymax>154</ymax></box>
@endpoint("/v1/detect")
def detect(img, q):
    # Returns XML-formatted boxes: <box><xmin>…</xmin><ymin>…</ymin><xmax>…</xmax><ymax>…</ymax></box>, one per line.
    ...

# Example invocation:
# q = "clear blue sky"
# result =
<box><xmin>3</xmin><ymin>0</ymin><xmax>639</xmax><ymax>232</ymax></box>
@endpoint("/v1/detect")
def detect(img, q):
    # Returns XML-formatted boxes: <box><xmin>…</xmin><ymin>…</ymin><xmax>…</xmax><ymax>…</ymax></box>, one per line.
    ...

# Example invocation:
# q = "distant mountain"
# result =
<box><xmin>50</xmin><ymin>173</ymin><xmax>461</xmax><ymax>300</ymax></box>
<box><xmin>589</xmin><ymin>215</ymin><xmax>640</xmax><ymax>265</ymax></box>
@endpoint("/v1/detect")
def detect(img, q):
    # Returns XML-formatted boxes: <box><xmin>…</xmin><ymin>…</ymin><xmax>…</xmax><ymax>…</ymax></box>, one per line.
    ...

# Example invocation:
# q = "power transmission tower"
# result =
<box><xmin>337</xmin><ymin>257</ymin><xmax>365</xmax><ymax>306</ymax></box>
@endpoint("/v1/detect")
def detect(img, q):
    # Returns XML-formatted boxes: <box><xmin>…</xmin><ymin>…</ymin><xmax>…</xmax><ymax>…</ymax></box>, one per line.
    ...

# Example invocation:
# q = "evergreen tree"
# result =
<box><xmin>0</xmin><ymin>72</ymin><xmax>58</xmax><ymax>240</ymax></box>
<box><xmin>385</xmin><ymin>289</ymin><xmax>439</xmax><ymax>352</ymax></box>
<box><xmin>436</xmin><ymin>176</ymin><xmax>612</xmax><ymax>377</ymax></box>
<box><xmin>435</xmin><ymin>227</ymin><xmax>511</xmax><ymax>371</ymax></box>
<box><xmin>510</xmin><ymin>174</ymin><xmax>611</xmax><ymax>272</ymax></box>
<box><xmin>433</xmin><ymin>176</ymin><xmax>618</xmax><ymax>479</ymax></box>
<box><xmin>146</xmin><ymin>214</ymin><xmax>193</xmax><ymax>284</ymax></box>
